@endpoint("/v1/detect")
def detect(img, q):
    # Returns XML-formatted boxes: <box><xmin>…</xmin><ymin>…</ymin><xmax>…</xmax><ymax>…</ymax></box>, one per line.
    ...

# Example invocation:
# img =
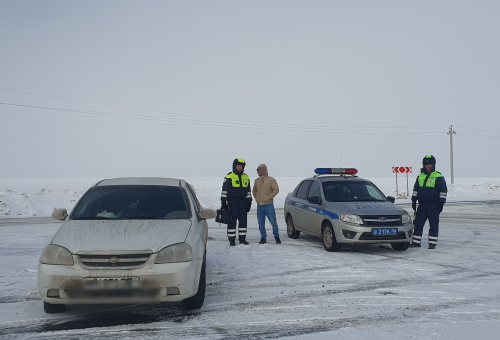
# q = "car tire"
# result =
<box><xmin>181</xmin><ymin>261</ymin><xmax>206</xmax><ymax>310</ymax></box>
<box><xmin>286</xmin><ymin>215</ymin><xmax>300</xmax><ymax>239</ymax></box>
<box><xmin>44</xmin><ymin>301</ymin><xmax>66</xmax><ymax>313</ymax></box>
<box><xmin>391</xmin><ymin>242</ymin><xmax>410</xmax><ymax>251</ymax></box>
<box><xmin>322</xmin><ymin>222</ymin><xmax>340</xmax><ymax>252</ymax></box>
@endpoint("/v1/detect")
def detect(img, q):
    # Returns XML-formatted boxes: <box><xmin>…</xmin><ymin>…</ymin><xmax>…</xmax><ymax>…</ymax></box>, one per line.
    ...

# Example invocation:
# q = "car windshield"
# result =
<box><xmin>70</xmin><ymin>185</ymin><xmax>191</xmax><ymax>220</ymax></box>
<box><xmin>322</xmin><ymin>181</ymin><xmax>387</xmax><ymax>202</ymax></box>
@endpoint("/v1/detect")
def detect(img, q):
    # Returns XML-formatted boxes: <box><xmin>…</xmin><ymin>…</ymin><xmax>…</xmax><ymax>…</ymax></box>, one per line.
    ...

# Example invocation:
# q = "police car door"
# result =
<box><xmin>292</xmin><ymin>180</ymin><xmax>312</xmax><ymax>232</ymax></box>
<box><xmin>302</xmin><ymin>180</ymin><xmax>323</xmax><ymax>236</ymax></box>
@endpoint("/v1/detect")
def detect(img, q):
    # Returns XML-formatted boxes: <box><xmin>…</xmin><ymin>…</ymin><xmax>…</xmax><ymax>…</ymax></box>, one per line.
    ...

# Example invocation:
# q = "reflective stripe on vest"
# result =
<box><xmin>225</xmin><ymin>172</ymin><xmax>250</xmax><ymax>187</ymax></box>
<box><xmin>418</xmin><ymin>171</ymin><xmax>443</xmax><ymax>188</ymax></box>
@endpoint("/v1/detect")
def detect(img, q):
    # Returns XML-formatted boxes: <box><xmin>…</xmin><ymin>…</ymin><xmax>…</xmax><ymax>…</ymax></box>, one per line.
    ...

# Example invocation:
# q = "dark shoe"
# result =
<box><xmin>259</xmin><ymin>239</ymin><xmax>266</xmax><ymax>244</ymax></box>
<box><xmin>239</xmin><ymin>240</ymin><xmax>249</xmax><ymax>245</ymax></box>
<box><xmin>409</xmin><ymin>242</ymin><xmax>421</xmax><ymax>248</ymax></box>
<box><xmin>275</xmin><ymin>237</ymin><xmax>281</xmax><ymax>244</ymax></box>
<box><xmin>428</xmin><ymin>244</ymin><xmax>436</xmax><ymax>249</ymax></box>
<box><xmin>229</xmin><ymin>241</ymin><xmax>236</xmax><ymax>246</ymax></box>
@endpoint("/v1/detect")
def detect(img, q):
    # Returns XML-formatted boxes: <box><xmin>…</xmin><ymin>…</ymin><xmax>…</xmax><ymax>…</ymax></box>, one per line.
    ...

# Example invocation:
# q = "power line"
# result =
<box><xmin>1</xmin><ymin>102</ymin><xmax>447</xmax><ymax>135</ymax></box>
<box><xmin>455</xmin><ymin>126</ymin><xmax>500</xmax><ymax>135</ymax></box>
<box><xmin>1</xmin><ymin>87</ymin><xmax>497</xmax><ymax>140</ymax></box>
<box><xmin>0</xmin><ymin>87</ymin><xmax>447</xmax><ymax>132</ymax></box>
<box><xmin>460</xmin><ymin>133</ymin><xmax>500</xmax><ymax>140</ymax></box>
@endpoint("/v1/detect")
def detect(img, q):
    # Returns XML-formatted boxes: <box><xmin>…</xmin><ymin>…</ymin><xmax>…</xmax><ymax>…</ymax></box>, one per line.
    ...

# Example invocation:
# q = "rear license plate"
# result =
<box><xmin>371</xmin><ymin>228</ymin><xmax>398</xmax><ymax>236</ymax></box>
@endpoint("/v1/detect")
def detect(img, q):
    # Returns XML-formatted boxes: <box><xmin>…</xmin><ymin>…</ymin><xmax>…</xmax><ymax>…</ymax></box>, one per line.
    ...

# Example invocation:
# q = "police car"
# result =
<box><xmin>284</xmin><ymin>168</ymin><xmax>413</xmax><ymax>251</ymax></box>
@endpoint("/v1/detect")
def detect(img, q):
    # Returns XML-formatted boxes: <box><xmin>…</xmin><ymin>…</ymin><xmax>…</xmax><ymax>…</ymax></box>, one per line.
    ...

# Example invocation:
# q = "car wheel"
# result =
<box><xmin>322</xmin><ymin>222</ymin><xmax>340</xmax><ymax>252</ymax></box>
<box><xmin>286</xmin><ymin>215</ymin><xmax>300</xmax><ymax>239</ymax></box>
<box><xmin>181</xmin><ymin>261</ymin><xmax>206</xmax><ymax>310</ymax></box>
<box><xmin>391</xmin><ymin>242</ymin><xmax>409</xmax><ymax>251</ymax></box>
<box><xmin>44</xmin><ymin>301</ymin><xmax>66</xmax><ymax>313</ymax></box>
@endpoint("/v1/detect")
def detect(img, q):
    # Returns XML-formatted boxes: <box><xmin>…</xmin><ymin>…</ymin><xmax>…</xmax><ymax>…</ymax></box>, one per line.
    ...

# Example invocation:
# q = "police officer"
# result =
<box><xmin>410</xmin><ymin>155</ymin><xmax>448</xmax><ymax>249</ymax></box>
<box><xmin>221</xmin><ymin>158</ymin><xmax>252</xmax><ymax>246</ymax></box>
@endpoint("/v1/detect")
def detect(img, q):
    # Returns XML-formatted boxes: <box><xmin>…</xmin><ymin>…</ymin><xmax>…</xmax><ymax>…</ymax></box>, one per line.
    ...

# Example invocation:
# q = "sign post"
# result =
<box><xmin>392</xmin><ymin>167</ymin><xmax>413</xmax><ymax>198</ymax></box>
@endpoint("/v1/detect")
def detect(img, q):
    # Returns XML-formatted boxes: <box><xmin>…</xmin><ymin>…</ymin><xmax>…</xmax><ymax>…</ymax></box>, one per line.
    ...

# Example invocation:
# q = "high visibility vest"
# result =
<box><xmin>225</xmin><ymin>172</ymin><xmax>250</xmax><ymax>187</ymax></box>
<box><xmin>418</xmin><ymin>171</ymin><xmax>443</xmax><ymax>188</ymax></box>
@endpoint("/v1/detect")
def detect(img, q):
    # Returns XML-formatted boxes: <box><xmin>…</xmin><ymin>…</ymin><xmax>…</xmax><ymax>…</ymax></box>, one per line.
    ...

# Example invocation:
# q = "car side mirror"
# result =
<box><xmin>200</xmin><ymin>208</ymin><xmax>216</xmax><ymax>220</ymax></box>
<box><xmin>387</xmin><ymin>196</ymin><xmax>396</xmax><ymax>204</ymax></box>
<box><xmin>52</xmin><ymin>208</ymin><xmax>68</xmax><ymax>221</ymax></box>
<box><xmin>307</xmin><ymin>196</ymin><xmax>322</xmax><ymax>205</ymax></box>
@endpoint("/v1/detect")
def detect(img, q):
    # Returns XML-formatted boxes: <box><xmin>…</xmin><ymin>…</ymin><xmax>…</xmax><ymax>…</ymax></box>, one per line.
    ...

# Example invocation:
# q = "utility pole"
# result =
<box><xmin>447</xmin><ymin>125</ymin><xmax>456</xmax><ymax>184</ymax></box>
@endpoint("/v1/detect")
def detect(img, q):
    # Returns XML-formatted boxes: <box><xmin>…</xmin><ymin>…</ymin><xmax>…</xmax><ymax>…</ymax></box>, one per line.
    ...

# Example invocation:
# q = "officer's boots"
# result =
<box><xmin>428</xmin><ymin>244</ymin><xmax>436</xmax><ymax>249</ymax></box>
<box><xmin>239</xmin><ymin>239</ymin><xmax>249</xmax><ymax>245</ymax></box>
<box><xmin>409</xmin><ymin>242</ymin><xmax>421</xmax><ymax>248</ymax></box>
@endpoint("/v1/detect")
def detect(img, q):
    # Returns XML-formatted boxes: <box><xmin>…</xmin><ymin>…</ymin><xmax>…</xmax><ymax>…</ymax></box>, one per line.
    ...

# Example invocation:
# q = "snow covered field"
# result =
<box><xmin>1</xmin><ymin>201</ymin><xmax>500</xmax><ymax>339</ymax></box>
<box><xmin>1</xmin><ymin>177</ymin><xmax>500</xmax><ymax>219</ymax></box>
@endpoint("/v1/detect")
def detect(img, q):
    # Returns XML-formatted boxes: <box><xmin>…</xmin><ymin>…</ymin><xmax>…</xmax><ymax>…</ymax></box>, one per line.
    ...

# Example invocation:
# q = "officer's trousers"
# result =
<box><xmin>413</xmin><ymin>201</ymin><xmax>440</xmax><ymax>246</ymax></box>
<box><xmin>227</xmin><ymin>197</ymin><xmax>248</xmax><ymax>242</ymax></box>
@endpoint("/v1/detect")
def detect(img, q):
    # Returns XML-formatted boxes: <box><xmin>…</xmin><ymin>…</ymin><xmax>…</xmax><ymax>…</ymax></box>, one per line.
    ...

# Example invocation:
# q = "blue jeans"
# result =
<box><xmin>257</xmin><ymin>204</ymin><xmax>279</xmax><ymax>239</ymax></box>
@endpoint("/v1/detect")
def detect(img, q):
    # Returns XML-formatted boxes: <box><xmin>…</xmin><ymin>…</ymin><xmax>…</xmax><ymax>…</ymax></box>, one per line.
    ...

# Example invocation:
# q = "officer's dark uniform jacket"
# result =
<box><xmin>221</xmin><ymin>159</ymin><xmax>252</xmax><ymax>242</ymax></box>
<box><xmin>411</xmin><ymin>157</ymin><xmax>448</xmax><ymax>247</ymax></box>
<box><xmin>411</xmin><ymin>165</ymin><xmax>447</xmax><ymax>204</ymax></box>
<box><xmin>221</xmin><ymin>159</ymin><xmax>253</xmax><ymax>204</ymax></box>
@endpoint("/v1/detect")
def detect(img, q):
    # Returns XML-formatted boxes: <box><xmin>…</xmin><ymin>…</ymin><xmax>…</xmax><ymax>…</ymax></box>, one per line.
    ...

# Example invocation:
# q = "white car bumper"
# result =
<box><xmin>38</xmin><ymin>257</ymin><xmax>203</xmax><ymax>304</ymax></box>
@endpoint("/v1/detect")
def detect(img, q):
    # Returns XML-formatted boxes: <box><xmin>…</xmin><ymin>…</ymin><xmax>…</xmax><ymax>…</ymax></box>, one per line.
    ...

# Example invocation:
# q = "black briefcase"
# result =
<box><xmin>216</xmin><ymin>209</ymin><xmax>231</xmax><ymax>224</ymax></box>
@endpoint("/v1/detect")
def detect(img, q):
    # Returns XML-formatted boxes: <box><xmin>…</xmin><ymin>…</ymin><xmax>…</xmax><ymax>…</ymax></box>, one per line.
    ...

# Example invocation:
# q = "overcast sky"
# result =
<box><xmin>1</xmin><ymin>0</ymin><xmax>499</xmax><ymax>180</ymax></box>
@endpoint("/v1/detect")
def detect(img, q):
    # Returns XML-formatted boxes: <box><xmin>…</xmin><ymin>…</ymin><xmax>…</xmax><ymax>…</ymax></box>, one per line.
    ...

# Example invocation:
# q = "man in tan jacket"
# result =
<box><xmin>252</xmin><ymin>164</ymin><xmax>281</xmax><ymax>244</ymax></box>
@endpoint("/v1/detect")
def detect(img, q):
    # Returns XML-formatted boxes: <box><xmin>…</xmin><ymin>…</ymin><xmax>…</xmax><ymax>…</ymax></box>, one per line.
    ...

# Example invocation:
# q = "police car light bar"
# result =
<box><xmin>314</xmin><ymin>168</ymin><xmax>358</xmax><ymax>175</ymax></box>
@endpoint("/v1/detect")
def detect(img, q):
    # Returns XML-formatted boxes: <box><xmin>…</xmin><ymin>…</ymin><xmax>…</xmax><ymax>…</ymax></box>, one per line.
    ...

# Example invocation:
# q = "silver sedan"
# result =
<box><xmin>284</xmin><ymin>169</ymin><xmax>413</xmax><ymax>252</ymax></box>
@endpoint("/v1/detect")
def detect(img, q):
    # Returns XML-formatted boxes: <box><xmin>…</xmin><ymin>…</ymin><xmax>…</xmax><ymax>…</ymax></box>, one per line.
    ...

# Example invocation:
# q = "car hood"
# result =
<box><xmin>52</xmin><ymin>219</ymin><xmax>192</xmax><ymax>254</ymax></box>
<box><xmin>326</xmin><ymin>201</ymin><xmax>406</xmax><ymax>216</ymax></box>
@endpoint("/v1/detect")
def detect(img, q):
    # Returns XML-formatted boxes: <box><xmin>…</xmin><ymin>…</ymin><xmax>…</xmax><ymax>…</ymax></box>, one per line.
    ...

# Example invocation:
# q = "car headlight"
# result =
<box><xmin>155</xmin><ymin>243</ymin><xmax>193</xmax><ymax>264</ymax></box>
<box><xmin>401</xmin><ymin>212</ymin><xmax>411</xmax><ymax>224</ymax></box>
<box><xmin>340</xmin><ymin>213</ymin><xmax>363</xmax><ymax>225</ymax></box>
<box><xmin>40</xmin><ymin>244</ymin><xmax>74</xmax><ymax>266</ymax></box>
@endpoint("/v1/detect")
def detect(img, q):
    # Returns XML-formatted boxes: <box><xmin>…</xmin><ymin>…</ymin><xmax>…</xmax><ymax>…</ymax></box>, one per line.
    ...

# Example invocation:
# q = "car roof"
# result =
<box><xmin>95</xmin><ymin>177</ymin><xmax>187</xmax><ymax>187</ymax></box>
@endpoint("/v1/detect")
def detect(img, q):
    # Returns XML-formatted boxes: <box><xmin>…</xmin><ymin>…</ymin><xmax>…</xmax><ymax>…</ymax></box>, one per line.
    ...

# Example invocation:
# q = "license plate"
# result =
<box><xmin>84</xmin><ymin>277</ymin><xmax>139</xmax><ymax>281</ymax></box>
<box><xmin>372</xmin><ymin>228</ymin><xmax>398</xmax><ymax>236</ymax></box>
<box><xmin>83</xmin><ymin>277</ymin><xmax>140</xmax><ymax>288</ymax></box>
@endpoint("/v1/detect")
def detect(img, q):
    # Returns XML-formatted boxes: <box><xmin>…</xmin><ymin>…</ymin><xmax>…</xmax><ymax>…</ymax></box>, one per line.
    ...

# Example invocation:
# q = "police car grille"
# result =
<box><xmin>361</xmin><ymin>215</ymin><xmax>402</xmax><ymax>226</ymax></box>
<box><xmin>78</xmin><ymin>253</ymin><xmax>151</xmax><ymax>269</ymax></box>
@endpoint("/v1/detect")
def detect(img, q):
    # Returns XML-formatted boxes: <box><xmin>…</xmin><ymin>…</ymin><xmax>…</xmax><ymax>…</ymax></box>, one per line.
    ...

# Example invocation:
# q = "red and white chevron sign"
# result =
<box><xmin>392</xmin><ymin>167</ymin><xmax>412</xmax><ymax>173</ymax></box>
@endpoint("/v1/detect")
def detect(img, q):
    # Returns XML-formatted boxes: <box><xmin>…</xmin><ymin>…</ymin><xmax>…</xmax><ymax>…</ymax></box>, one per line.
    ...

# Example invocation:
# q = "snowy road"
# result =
<box><xmin>1</xmin><ymin>202</ymin><xmax>500</xmax><ymax>339</ymax></box>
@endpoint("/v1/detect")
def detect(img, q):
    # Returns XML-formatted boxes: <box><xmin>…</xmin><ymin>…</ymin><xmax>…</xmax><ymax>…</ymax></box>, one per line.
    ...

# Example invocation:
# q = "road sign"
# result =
<box><xmin>392</xmin><ymin>167</ymin><xmax>412</xmax><ymax>174</ymax></box>
<box><xmin>392</xmin><ymin>167</ymin><xmax>412</xmax><ymax>198</ymax></box>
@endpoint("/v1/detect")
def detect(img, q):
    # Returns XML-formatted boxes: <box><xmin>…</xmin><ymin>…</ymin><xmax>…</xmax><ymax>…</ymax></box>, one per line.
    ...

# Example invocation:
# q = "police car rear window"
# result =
<box><xmin>322</xmin><ymin>180</ymin><xmax>387</xmax><ymax>202</ymax></box>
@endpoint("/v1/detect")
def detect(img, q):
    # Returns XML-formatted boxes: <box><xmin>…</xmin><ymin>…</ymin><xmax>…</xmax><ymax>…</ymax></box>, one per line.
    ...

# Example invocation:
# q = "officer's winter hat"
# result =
<box><xmin>422</xmin><ymin>155</ymin><xmax>436</xmax><ymax>166</ymax></box>
<box><xmin>232</xmin><ymin>158</ymin><xmax>246</xmax><ymax>174</ymax></box>
<box><xmin>235</xmin><ymin>158</ymin><xmax>246</xmax><ymax>167</ymax></box>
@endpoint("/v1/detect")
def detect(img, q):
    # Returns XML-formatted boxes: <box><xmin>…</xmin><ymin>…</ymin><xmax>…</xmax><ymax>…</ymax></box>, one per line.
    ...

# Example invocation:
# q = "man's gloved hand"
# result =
<box><xmin>437</xmin><ymin>202</ymin><xmax>444</xmax><ymax>213</ymax></box>
<box><xmin>246</xmin><ymin>202</ymin><xmax>252</xmax><ymax>212</ymax></box>
<box><xmin>412</xmin><ymin>201</ymin><xmax>417</xmax><ymax>211</ymax></box>
<box><xmin>221</xmin><ymin>202</ymin><xmax>228</xmax><ymax>211</ymax></box>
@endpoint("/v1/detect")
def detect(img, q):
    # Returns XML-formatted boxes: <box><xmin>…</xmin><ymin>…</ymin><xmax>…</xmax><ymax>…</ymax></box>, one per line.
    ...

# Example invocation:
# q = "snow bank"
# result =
<box><xmin>1</xmin><ymin>177</ymin><xmax>499</xmax><ymax>219</ymax></box>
